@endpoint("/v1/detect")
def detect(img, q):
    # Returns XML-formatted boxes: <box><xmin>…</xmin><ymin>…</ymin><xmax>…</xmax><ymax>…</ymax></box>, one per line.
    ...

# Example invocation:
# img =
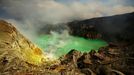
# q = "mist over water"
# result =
<box><xmin>35</xmin><ymin>30</ymin><xmax>107</xmax><ymax>58</ymax></box>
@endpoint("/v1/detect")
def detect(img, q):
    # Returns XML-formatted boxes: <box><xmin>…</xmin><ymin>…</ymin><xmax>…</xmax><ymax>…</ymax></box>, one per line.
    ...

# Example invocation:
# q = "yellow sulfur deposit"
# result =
<box><xmin>0</xmin><ymin>20</ymin><xmax>47</xmax><ymax>65</ymax></box>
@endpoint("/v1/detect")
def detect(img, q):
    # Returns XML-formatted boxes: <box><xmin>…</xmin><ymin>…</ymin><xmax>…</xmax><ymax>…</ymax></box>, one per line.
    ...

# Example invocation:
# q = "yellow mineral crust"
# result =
<box><xmin>0</xmin><ymin>20</ymin><xmax>47</xmax><ymax>65</ymax></box>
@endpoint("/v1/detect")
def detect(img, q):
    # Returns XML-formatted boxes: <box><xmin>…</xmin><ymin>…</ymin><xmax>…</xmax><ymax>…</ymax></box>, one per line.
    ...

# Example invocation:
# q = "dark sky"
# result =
<box><xmin>0</xmin><ymin>0</ymin><xmax>133</xmax><ymax>22</ymax></box>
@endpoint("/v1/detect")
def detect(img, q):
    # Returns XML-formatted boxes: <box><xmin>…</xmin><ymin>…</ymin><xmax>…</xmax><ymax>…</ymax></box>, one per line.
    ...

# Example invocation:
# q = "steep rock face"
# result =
<box><xmin>68</xmin><ymin>12</ymin><xmax>134</xmax><ymax>43</ymax></box>
<box><xmin>0</xmin><ymin>20</ymin><xmax>48</xmax><ymax>72</ymax></box>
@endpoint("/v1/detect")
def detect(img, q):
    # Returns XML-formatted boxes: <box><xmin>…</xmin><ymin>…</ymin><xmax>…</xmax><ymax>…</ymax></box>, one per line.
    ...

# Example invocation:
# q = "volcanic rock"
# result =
<box><xmin>59</xmin><ymin>43</ymin><xmax>134</xmax><ymax>75</ymax></box>
<box><xmin>0</xmin><ymin>20</ymin><xmax>59</xmax><ymax>75</ymax></box>
<box><xmin>67</xmin><ymin>12</ymin><xmax>134</xmax><ymax>43</ymax></box>
<box><xmin>0</xmin><ymin>20</ymin><xmax>47</xmax><ymax>65</ymax></box>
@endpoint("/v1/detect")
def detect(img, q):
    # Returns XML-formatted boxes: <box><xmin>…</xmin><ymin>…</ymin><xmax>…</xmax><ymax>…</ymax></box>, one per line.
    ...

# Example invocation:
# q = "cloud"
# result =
<box><xmin>1</xmin><ymin>0</ymin><xmax>134</xmax><ymax>23</ymax></box>
<box><xmin>0</xmin><ymin>0</ymin><xmax>134</xmax><ymax>40</ymax></box>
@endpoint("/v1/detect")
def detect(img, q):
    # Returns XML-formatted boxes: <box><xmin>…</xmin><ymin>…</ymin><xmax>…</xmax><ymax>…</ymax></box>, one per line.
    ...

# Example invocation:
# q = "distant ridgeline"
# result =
<box><xmin>67</xmin><ymin>12</ymin><xmax>134</xmax><ymax>43</ymax></box>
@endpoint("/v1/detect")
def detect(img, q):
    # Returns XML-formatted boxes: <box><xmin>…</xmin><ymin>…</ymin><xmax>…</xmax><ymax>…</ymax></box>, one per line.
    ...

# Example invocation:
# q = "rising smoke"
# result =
<box><xmin>0</xmin><ymin>0</ymin><xmax>134</xmax><ymax>40</ymax></box>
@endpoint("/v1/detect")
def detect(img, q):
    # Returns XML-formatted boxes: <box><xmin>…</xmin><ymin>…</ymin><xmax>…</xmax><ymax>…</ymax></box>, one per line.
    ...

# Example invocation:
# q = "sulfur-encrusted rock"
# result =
<box><xmin>0</xmin><ymin>20</ymin><xmax>56</xmax><ymax>75</ymax></box>
<box><xmin>0</xmin><ymin>20</ymin><xmax>47</xmax><ymax>65</ymax></box>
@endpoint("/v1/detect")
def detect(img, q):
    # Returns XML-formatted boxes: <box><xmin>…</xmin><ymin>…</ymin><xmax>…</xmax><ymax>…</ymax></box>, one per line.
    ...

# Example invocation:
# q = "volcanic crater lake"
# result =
<box><xmin>35</xmin><ymin>33</ymin><xmax>107</xmax><ymax>58</ymax></box>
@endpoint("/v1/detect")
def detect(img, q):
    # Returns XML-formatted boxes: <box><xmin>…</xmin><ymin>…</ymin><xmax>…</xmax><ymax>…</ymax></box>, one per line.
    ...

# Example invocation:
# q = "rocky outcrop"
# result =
<box><xmin>0</xmin><ymin>20</ymin><xmax>47</xmax><ymax>65</ymax></box>
<box><xmin>0</xmin><ymin>20</ymin><xmax>57</xmax><ymax>75</ymax></box>
<box><xmin>67</xmin><ymin>12</ymin><xmax>134</xmax><ymax>43</ymax></box>
<box><xmin>59</xmin><ymin>43</ymin><xmax>134</xmax><ymax>75</ymax></box>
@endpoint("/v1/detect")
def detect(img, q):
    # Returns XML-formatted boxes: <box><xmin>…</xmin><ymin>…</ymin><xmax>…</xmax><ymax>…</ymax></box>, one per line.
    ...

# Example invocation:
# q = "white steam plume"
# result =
<box><xmin>0</xmin><ymin>0</ymin><xmax>134</xmax><ymax>40</ymax></box>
